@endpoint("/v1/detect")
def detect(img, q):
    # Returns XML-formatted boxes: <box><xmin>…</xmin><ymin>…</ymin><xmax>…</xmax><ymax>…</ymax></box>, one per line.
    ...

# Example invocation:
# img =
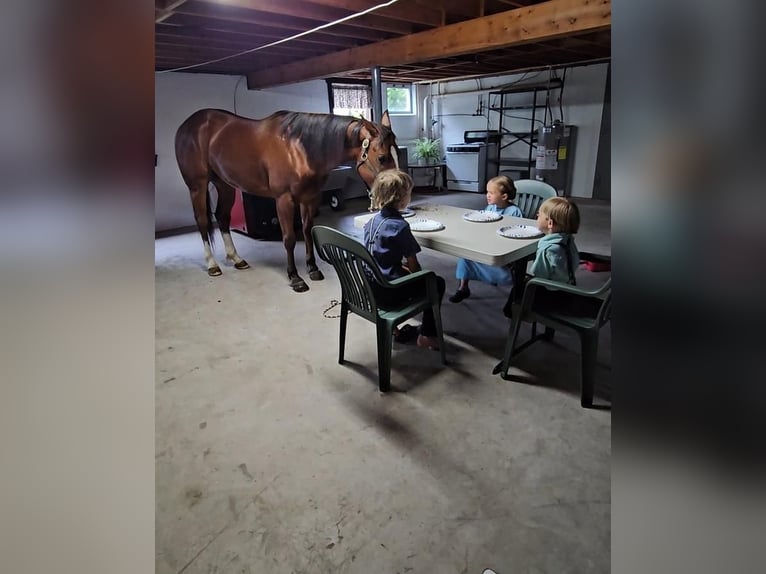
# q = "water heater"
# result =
<box><xmin>532</xmin><ymin>121</ymin><xmax>577</xmax><ymax>196</ymax></box>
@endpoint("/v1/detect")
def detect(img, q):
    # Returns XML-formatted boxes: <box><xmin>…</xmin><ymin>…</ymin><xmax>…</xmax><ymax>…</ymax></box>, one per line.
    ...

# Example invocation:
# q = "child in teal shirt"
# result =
<box><xmin>530</xmin><ymin>196</ymin><xmax>581</xmax><ymax>283</ymax></box>
<box><xmin>503</xmin><ymin>196</ymin><xmax>581</xmax><ymax>317</ymax></box>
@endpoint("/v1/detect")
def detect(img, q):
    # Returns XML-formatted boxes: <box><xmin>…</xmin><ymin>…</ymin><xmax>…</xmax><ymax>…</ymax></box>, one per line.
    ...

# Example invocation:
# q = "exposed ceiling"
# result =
<box><xmin>155</xmin><ymin>0</ymin><xmax>611</xmax><ymax>89</ymax></box>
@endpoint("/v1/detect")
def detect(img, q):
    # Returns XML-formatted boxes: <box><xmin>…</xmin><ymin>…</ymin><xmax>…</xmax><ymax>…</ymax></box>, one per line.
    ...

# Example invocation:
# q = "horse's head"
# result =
<box><xmin>353</xmin><ymin>111</ymin><xmax>400</xmax><ymax>188</ymax></box>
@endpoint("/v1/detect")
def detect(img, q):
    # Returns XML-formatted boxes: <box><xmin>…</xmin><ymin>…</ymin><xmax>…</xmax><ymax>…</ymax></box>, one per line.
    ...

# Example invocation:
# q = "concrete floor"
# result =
<box><xmin>155</xmin><ymin>190</ymin><xmax>611</xmax><ymax>574</ymax></box>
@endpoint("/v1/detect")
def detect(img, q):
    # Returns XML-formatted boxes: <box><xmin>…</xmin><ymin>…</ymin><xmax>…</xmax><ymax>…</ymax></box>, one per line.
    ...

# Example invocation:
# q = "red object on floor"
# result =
<box><xmin>230</xmin><ymin>188</ymin><xmax>246</xmax><ymax>233</ymax></box>
<box><xmin>583</xmin><ymin>260</ymin><xmax>611</xmax><ymax>272</ymax></box>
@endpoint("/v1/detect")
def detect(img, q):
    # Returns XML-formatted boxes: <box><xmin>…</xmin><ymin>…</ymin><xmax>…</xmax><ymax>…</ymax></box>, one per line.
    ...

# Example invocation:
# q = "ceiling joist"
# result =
<box><xmin>170</xmin><ymin>5</ymin><xmax>393</xmax><ymax>42</ymax></box>
<box><xmin>297</xmin><ymin>0</ymin><xmax>444</xmax><ymax>27</ymax></box>
<box><xmin>194</xmin><ymin>0</ymin><xmax>418</xmax><ymax>34</ymax></box>
<box><xmin>246</xmin><ymin>0</ymin><xmax>610</xmax><ymax>89</ymax></box>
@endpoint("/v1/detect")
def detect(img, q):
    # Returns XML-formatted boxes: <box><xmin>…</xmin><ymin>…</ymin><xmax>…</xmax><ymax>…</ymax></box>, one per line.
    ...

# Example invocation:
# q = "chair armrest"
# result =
<box><xmin>377</xmin><ymin>270</ymin><xmax>440</xmax><ymax>307</ymax></box>
<box><xmin>519</xmin><ymin>277</ymin><xmax>611</xmax><ymax>315</ymax></box>
<box><xmin>526</xmin><ymin>277</ymin><xmax>610</xmax><ymax>298</ymax></box>
<box><xmin>387</xmin><ymin>269</ymin><xmax>434</xmax><ymax>286</ymax></box>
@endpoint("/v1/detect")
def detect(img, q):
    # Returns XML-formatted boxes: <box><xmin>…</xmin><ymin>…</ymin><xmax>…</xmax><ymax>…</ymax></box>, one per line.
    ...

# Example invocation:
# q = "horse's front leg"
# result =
<box><xmin>300</xmin><ymin>195</ymin><xmax>324</xmax><ymax>281</ymax></box>
<box><xmin>276</xmin><ymin>193</ymin><xmax>308</xmax><ymax>292</ymax></box>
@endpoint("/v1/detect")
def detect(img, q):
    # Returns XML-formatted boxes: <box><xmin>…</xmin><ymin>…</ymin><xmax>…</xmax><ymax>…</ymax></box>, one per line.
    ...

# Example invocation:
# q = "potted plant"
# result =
<box><xmin>413</xmin><ymin>137</ymin><xmax>442</xmax><ymax>164</ymax></box>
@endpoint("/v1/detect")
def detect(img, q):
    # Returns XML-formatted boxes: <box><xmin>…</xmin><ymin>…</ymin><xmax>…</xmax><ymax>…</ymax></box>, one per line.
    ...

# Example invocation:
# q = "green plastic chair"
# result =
<box><xmin>493</xmin><ymin>253</ymin><xmax>611</xmax><ymax>408</ymax></box>
<box><xmin>513</xmin><ymin>179</ymin><xmax>558</xmax><ymax>218</ymax></box>
<box><xmin>312</xmin><ymin>225</ymin><xmax>447</xmax><ymax>391</ymax></box>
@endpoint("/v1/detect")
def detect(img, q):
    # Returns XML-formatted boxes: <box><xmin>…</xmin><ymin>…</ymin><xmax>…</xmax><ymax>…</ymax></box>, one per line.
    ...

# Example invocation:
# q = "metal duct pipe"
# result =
<box><xmin>430</xmin><ymin>79</ymin><xmax>508</xmax><ymax>98</ymax></box>
<box><xmin>422</xmin><ymin>95</ymin><xmax>431</xmax><ymax>138</ymax></box>
<box><xmin>415</xmin><ymin>61</ymin><xmax>599</xmax><ymax>97</ymax></box>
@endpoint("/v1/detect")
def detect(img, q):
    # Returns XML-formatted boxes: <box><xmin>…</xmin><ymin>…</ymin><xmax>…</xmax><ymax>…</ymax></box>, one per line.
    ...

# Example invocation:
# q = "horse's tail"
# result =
<box><xmin>206</xmin><ymin>188</ymin><xmax>215</xmax><ymax>248</ymax></box>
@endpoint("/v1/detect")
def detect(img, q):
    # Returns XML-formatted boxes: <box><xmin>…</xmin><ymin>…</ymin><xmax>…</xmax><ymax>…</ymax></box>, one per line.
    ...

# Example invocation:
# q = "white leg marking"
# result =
<box><xmin>203</xmin><ymin>240</ymin><xmax>218</xmax><ymax>270</ymax></box>
<box><xmin>222</xmin><ymin>232</ymin><xmax>244</xmax><ymax>264</ymax></box>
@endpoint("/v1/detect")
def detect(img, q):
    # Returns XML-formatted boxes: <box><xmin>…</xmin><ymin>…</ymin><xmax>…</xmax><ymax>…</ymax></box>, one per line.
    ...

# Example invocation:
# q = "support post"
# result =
<box><xmin>371</xmin><ymin>66</ymin><xmax>383</xmax><ymax>122</ymax></box>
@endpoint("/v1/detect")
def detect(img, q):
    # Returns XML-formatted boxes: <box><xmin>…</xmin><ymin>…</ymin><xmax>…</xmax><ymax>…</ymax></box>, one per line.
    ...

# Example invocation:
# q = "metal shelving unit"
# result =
<box><xmin>486</xmin><ymin>79</ymin><xmax>563</xmax><ymax>180</ymax></box>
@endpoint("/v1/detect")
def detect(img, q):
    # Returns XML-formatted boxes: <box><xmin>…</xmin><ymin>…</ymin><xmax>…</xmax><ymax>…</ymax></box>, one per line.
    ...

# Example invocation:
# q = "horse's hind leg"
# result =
<box><xmin>276</xmin><ymin>193</ymin><xmax>308</xmax><ymax>292</ymax></box>
<box><xmin>212</xmin><ymin>179</ymin><xmax>249</xmax><ymax>270</ymax></box>
<box><xmin>190</xmin><ymin>184</ymin><xmax>222</xmax><ymax>276</ymax></box>
<box><xmin>299</xmin><ymin>196</ymin><xmax>324</xmax><ymax>281</ymax></box>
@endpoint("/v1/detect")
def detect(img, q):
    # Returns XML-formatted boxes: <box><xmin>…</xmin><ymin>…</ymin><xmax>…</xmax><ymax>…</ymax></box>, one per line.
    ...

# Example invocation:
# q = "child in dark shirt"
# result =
<box><xmin>363</xmin><ymin>170</ymin><xmax>446</xmax><ymax>350</ymax></box>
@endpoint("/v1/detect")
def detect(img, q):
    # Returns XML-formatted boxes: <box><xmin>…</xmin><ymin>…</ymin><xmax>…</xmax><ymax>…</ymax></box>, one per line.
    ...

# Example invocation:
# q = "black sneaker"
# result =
<box><xmin>393</xmin><ymin>324</ymin><xmax>419</xmax><ymax>343</ymax></box>
<box><xmin>449</xmin><ymin>287</ymin><xmax>471</xmax><ymax>303</ymax></box>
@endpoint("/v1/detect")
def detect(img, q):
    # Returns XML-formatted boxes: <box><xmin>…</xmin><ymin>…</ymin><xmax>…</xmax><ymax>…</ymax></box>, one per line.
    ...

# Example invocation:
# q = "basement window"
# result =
<box><xmin>327</xmin><ymin>79</ymin><xmax>415</xmax><ymax>118</ymax></box>
<box><xmin>329</xmin><ymin>82</ymin><xmax>372</xmax><ymax>121</ymax></box>
<box><xmin>385</xmin><ymin>83</ymin><xmax>414</xmax><ymax>115</ymax></box>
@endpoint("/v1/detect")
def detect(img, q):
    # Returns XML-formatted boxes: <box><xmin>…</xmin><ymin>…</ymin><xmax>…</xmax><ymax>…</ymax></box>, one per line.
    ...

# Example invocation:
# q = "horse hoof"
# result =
<box><xmin>290</xmin><ymin>278</ymin><xmax>309</xmax><ymax>292</ymax></box>
<box><xmin>208</xmin><ymin>266</ymin><xmax>222</xmax><ymax>277</ymax></box>
<box><xmin>234</xmin><ymin>259</ymin><xmax>250</xmax><ymax>270</ymax></box>
<box><xmin>309</xmin><ymin>269</ymin><xmax>324</xmax><ymax>281</ymax></box>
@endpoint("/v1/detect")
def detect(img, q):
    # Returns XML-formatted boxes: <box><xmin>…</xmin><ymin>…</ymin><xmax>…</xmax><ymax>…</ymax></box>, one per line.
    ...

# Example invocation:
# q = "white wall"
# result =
<box><xmin>386</xmin><ymin>112</ymin><xmax>419</xmax><ymax>162</ymax></box>
<box><xmin>413</xmin><ymin>63</ymin><xmax>608</xmax><ymax>198</ymax></box>
<box><xmin>558</xmin><ymin>64</ymin><xmax>608</xmax><ymax>198</ymax></box>
<box><xmin>155</xmin><ymin>72</ymin><xmax>328</xmax><ymax>231</ymax></box>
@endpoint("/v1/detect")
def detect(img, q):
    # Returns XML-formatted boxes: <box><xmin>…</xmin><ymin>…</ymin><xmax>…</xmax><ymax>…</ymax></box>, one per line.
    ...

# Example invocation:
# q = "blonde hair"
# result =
<box><xmin>488</xmin><ymin>175</ymin><xmax>516</xmax><ymax>201</ymax></box>
<box><xmin>539</xmin><ymin>197</ymin><xmax>580</xmax><ymax>233</ymax></box>
<box><xmin>369</xmin><ymin>169</ymin><xmax>413</xmax><ymax>211</ymax></box>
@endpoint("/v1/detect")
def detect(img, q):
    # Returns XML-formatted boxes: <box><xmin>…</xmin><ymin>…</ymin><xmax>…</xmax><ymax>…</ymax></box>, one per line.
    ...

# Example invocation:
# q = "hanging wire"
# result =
<box><xmin>501</xmin><ymin>111</ymin><xmax>545</xmax><ymax>125</ymax></box>
<box><xmin>559</xmin><ymin>67</ymin><xmax>568</xmax><ymax>123</ymax></box>
<box><xmin>157</xmin><ymin>0</ymin><xmax>402</xmax><ymax>74</ymax></box>
<box><xmin>496</xmin><ymin>70</ymin><xmax>542</xmax><ymax>91</ymax></box>
<box><xmin>323</xmin><ymin>300</ymin><xmax>341</xmax><ymax>319</ymax></box>
<box><xmin>233</xmin><ymin>76</ymin><xmax>245</xmax><ymax>114</ymax></box>
<box><xmin>543</xmin><ymin>66</ymin><xmax>555</xmax><ymax>126</ymax></box>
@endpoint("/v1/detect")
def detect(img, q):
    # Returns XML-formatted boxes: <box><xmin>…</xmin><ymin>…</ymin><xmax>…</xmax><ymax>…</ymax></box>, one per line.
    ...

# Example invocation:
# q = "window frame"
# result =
<box><xmin>326</xmin><ymin>78</ymin><xmax>373</xmax><ymax>120</ymax></box>
<box><xmin>325</xmin><ymin>78</ymin><xmax>416</xmax><ymax>118</ymax></box>
<box><xmin>384</xmin><ymin>83</ymin><xmax>416</xmax><ymax>116</ymax></box>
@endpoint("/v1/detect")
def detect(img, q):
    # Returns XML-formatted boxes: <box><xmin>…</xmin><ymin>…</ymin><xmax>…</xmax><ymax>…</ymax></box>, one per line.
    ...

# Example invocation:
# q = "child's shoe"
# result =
<box><xmin>448</xmin><ymin>287</ymin><xmax>471</xmax><ymax>303</ymax></box>
<box><xmin>393</xmin><ymin>324</ymin><xmax>419</xmax><ymax>343</ymax></box>
<box><xmin>417</xmin><ymin>334</ymin><xmax>440</xmax><ymax>351</ymax></box>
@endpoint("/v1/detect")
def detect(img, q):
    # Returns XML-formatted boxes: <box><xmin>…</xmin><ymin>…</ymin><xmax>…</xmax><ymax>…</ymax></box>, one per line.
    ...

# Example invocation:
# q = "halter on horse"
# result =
<box><xmin>174</xmin><ymin>109</ymin><xmax>399</xmax><ymax>292</ymax></box>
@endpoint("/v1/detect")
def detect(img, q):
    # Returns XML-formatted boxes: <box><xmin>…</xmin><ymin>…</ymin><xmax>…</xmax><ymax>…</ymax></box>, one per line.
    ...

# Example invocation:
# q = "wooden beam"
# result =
<box><xmin>196</xmin><ymin>0</ymin><xmax>417</xmax><ymax>34</ymax></box>
<box><xmin>303</xmin><ymin>0</ymin><xmax>443</xmax><ymax>27</ymax></box>
<box><xmin>417</xmin><ymin>0</ymin><xmax>483</xmax><ymax>19</ymax></box>
<box><xmin>172</xmin><ymin>5</ymin><xmax>391</xmax><ymax>42</ymax></box>
<box><xmin>494</xmin><ymin>1</ymin><xmax>528</xmax><ymax>7</ymax></box>
<box><xmin>157</xmin><ymin>38</ymin><xmax>327</xmax><ymax>58</ymax></box>
<box><xmin>199</xmin><ymin>0</ymin><xmax>337</xmax><ymax>20</ymax></box>
<box><xmin>247</xmin><ymin>0</ymin><xmax>610</xmax><ymax>89</ymax></box>
<box><xmin>158</xmin><ymin>17</ymin><xmax>361</xmax><ymax>49</ymax></box>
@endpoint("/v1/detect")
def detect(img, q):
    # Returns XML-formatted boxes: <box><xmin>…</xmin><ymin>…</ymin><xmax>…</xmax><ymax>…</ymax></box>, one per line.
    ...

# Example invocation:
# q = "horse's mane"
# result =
<box><xmin>274</xmin><ymin>111</ymin><xmax>373</xmax><ymax>167</ymax></box>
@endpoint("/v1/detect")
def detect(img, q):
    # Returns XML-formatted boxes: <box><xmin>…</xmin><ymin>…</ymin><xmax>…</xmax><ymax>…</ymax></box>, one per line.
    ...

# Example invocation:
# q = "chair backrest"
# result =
<box><xmin>312</xmin><ymin>225</ymin><xmax>384</xmax><ymax>322</ymax></box>
<box><xmin>514</xmin><ymin>179</ymin><xmax>558</xmax><ymax>218</ymax></box>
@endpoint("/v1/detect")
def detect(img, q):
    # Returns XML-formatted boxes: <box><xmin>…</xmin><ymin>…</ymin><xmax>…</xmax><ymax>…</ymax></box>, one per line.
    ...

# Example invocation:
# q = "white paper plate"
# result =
<box><xmin>409</xmin><ymin>218</ymin><xmax>445</xmax><ymax>232</ymax></box>
<box><xmin>463</xmin><ymin>210</ymin><xmax>502</xmax><ymax>223</ymax></box>
<box><xmin>399</xmin><ymin>209</ymin><xmax>415</xmax><ymax>218</ymax></box>
<box><xmin>497</xmin><ymin>224</ymin><xmax>544</xmax><ymax>239</ymax></box>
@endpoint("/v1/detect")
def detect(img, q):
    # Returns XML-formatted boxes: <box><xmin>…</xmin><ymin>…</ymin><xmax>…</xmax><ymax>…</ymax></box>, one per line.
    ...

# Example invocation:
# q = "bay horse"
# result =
<box><xmin>174</xmin><ymin>108</ymin><xmax>399</xmax><ymax>292</ymax></box>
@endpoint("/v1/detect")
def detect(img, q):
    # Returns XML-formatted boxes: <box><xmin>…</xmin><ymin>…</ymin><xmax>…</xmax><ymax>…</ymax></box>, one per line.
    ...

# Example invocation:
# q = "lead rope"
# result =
<box><xmin>356</xmin><ymin>137</ymin><xmax>374</xmax><ymax>205</ymax></box>
<box><xmin>323</xmin><ymin>299</ymin><xmax>341</xmax><ymax>318</ymax></box>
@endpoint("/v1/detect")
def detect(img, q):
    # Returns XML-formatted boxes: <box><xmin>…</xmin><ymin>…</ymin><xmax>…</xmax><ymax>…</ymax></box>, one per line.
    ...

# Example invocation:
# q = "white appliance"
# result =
<box><xmin>445</xmin><ymin>131</ymin><xmax>499</xmax><ymax>192</ymax></box>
